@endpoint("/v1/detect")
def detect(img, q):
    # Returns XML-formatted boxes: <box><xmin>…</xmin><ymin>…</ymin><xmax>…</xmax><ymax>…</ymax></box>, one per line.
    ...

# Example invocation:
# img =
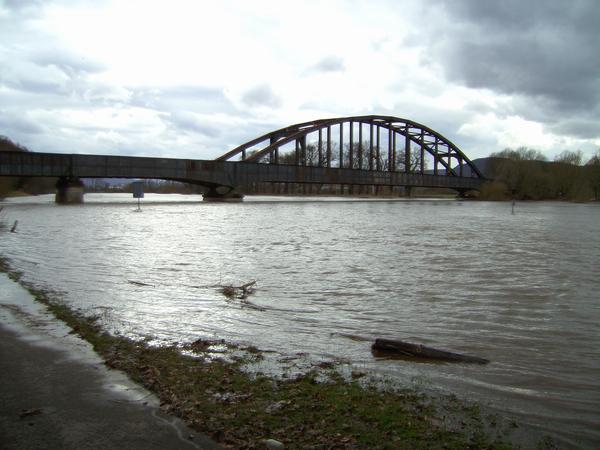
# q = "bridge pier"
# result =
<box><xmin>55</xmin><ymin>177</ymin><xmax>84</xmax><ymax>204</ymax></box>
<box><xmin>202</xmin><ymin>186</ymin><xmax>244</xmax><ymax>202</ymax></box>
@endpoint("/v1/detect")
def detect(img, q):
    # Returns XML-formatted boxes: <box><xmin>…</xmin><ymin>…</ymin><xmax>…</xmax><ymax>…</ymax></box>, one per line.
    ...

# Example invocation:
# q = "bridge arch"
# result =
<box><xmin>216</xmin><ymin>115</ymin><xmax>484</xmax><ymax>180</ymax></box>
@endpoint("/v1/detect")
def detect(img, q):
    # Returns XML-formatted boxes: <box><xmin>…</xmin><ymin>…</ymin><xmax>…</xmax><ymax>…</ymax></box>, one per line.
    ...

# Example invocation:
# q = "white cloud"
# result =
<box><xmin>0</xmin><ymin>0</ymin><xmax>598</xmax><ymax>162</ymax></box>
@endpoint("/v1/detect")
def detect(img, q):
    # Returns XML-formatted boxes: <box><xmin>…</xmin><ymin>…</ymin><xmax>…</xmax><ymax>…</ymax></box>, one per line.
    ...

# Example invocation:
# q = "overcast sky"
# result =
<box><xmin>1</xmin><ymin>0</ymin><xmax>599</xmax><ymax>161</ymax></box>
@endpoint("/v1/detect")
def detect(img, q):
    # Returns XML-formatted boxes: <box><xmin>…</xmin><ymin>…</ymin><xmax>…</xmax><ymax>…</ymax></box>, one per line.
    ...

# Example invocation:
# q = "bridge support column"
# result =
<box><xmin>456</xmin><ymin>189</ymin><xmax>473</xmax><ymax>199</ymax></box>
<box><xmin>202</xmin><ymin>186</ymin><xmax>244</xmax><ymax>202</ymax></box>
<box><xmin>55</xmin><ymin>177</ymin><xmax>84</xmax><ymax>204</ymax></box>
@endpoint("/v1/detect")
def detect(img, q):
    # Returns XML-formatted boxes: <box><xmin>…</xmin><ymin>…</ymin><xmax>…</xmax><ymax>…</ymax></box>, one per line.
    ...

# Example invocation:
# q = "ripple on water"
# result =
<box><xmin>1</xmin><ymin>196</ymin><xmax>599</xmax><ymax>447</ymax></box>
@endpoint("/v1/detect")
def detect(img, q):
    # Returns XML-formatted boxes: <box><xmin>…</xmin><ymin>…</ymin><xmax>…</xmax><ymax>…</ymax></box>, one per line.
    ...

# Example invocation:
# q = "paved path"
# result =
<box><xmin>0</xmin><ymin>274</ymin><xmax>222</xmax><ymax>449</ymax></box>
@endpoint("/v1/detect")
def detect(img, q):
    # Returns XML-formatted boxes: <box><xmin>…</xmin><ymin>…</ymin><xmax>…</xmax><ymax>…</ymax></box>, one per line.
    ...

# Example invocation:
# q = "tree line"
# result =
<box><xmin>0</xmin><ymin>136</ymin><xmax>57</xmax><ymax>198</ymax></box>
<box><xmin>480</xmin><ymin>147</ymin><xmax>600</xmax><ymax>201</ymax></box>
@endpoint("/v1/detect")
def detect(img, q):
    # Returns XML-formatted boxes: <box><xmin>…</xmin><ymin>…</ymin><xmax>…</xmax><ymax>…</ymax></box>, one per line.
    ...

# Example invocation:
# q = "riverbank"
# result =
<box><xmin>0</xmin><ymin>325</ymin><xmax>221</xmax><ymax>449</ymax></box>
<box><xmin>0</xmin><ymin>270</ymin><xmax>221</xmax><ymax>449</ymax></box>
<box><xmin>0</xmin><ymin>257</ymin><xmax>528</xmax><ymax>449</ymax></box>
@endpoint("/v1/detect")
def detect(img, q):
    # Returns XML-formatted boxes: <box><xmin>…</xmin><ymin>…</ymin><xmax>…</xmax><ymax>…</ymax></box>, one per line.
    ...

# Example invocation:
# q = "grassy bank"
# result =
<box><xmin>0</xmin><ymin>257</ymin><xmax>519</xmax><ymax>449</ymax></box>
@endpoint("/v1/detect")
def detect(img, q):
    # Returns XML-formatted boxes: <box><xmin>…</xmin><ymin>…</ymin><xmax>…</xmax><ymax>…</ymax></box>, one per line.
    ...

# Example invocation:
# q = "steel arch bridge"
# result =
<box><xmin>217</xmin><ymin>115</ymin><xmax>484</xmax><ymax>182</ymax></box>
<box><xmin>0</xmin><ymin>115</ymin><xmax>485</xmax><ymax>202</ymax></box>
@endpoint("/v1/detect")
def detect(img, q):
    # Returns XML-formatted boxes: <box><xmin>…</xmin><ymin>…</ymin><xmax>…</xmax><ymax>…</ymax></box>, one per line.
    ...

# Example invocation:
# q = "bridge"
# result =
<box><xmin>0</xmin><ymin>115</ymin><xmax>485</xmax><ymax>202</ymax></box>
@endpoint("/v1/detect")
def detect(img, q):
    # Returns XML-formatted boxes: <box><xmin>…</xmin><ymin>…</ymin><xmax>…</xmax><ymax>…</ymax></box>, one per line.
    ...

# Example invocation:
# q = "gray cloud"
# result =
<box><xmin>431</xmin><ymin>0</ymin><xmax>600</xmax><ymax>139</ymax></box>
<box><xmin>241</xmin><ymin>84</ymin><xmax>282</xmax><ymax>108</ymax></box>
<box><xmin>1</xmin><ymin>0</ymin><xmax>45</xmax><ymax>15</ymax></box>
<box><xmin>311</xmin><ymin>56</ymin><xmax>345</xmax><ymax>73</ymax></box>
<box><xmin>0</xmin><ymin>63</ymin><xmax>68</xmax><ymax>96</ymax></box>
<box><xmin>130</xmin><ymin>85</ymin><xmax>236</xmax><ymax>114</ymax></box>
<box><xmin>160</xmin><ymin>111</ymin><xmax>221</xmax><ymax>138</ymax></box>
<box><xmin>0</xmin><ymin>111</ymin><xmax>44</xmax><ymax>135</ymax></box>
<box><xmin>31</xmin><ymin>50</ymin><xmax>106</xmax><ymax>77</ymax></box>
<box><xmin>549</xmin><ymin>119</ymin><xmax>600</xmax><ymax>140</ymax></box>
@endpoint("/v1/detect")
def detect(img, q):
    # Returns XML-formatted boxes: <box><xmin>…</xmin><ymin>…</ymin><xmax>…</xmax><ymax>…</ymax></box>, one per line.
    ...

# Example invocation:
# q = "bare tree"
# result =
<box><xmin>554</xmin><ymin>150</ymin><xmax>583</xmax><ymax>165</ymax></box>
<box><xmin>491</xmin><ymin>146</ymin><xmax>547</xmax><ymax>161</ymax></box>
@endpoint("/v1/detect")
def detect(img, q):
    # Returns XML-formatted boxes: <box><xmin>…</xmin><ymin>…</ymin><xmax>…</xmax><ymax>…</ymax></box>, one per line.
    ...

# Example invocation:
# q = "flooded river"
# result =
<box><xmin>1</xmin><ymin>194</ymin><xmax>599</xmax><ymax>448</ymax></box>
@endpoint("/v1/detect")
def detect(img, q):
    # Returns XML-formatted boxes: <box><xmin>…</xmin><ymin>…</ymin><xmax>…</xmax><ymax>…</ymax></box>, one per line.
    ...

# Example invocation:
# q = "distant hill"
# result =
<box><xmin>423</xmin><ymin>157</ymin><xmax>496</xmax><ymax>178</ymax></box>
<box><xmin>457</xmin><ymin>157</ymin><xmax>496</xmax><ymax>178</ymax></box>
<box><xmin>0</xmin><ymin>135</ymin><xmax>30</xmax><ymax>153</ymax></box>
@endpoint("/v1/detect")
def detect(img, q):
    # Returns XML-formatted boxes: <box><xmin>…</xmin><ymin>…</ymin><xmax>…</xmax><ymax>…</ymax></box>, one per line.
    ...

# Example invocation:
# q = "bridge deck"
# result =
<box><xmin>0</xmin><ymin>151</ymin><xmax>484</xmax><ymax>191</ymax></box>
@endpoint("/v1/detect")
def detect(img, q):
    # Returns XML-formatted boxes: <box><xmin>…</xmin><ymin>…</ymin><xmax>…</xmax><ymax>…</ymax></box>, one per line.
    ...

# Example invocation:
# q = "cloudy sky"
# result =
<box><xmin>1</xmin><ymin>0</ymin><xmax>599</xmax><ymax>161</ymax></box>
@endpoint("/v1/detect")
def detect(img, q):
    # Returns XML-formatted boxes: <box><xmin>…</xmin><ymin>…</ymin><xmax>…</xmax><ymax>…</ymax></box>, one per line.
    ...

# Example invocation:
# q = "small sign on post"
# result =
<box><xmin>132</xmin><ymin>181</ymin><xmax>144</xmax><ymax>211</ymax></box>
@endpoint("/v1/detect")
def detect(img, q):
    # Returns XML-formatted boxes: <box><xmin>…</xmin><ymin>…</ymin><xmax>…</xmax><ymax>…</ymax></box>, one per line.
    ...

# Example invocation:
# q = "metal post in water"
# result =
<box><xmin>132</xmin><ymin>180</ymin><xmax>144</xmax><ymax>211</ymax></box>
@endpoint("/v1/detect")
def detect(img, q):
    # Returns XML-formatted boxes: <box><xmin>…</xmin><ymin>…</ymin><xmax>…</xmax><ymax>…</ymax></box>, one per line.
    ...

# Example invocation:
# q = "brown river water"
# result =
<box><xmin>1</xmin><ymin>194</ymin><xmax>599</xmax><ymax>448</ymax></box>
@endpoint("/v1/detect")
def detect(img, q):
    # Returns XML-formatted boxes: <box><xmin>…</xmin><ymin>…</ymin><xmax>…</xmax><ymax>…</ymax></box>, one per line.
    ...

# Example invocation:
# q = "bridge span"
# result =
<box><xmin>0</xmin><ymin>115</ymin><xmax>485</xmax><ymax>202</ymax></box>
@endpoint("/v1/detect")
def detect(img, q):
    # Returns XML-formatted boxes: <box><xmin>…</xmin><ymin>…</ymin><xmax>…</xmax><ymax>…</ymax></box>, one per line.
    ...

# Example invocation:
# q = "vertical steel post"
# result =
<box><xmin>300</xmin><ymin>135</ymin><xmax>307</xmax><ymax>166</ymax></box>
<box><xmin>326</xmin><ymin>126</ymin><xmax>332</xmax><ymax>168</ymax></box>
<box><xmin>358</xmin><ymin>122</ymin><xmax>363</xmax><ymax>170</ymax></box>
<box><xmin>318</xmin><ymin>128</ymin><xmax>323</xmax><ymax>167</ymax></box>
<box><xmin>392</xmin><ymin>129</ymin><xmax>397</xmax><ymax>172</ymax></box>
<box><xmin>388</xmin><ymin>124</ymin><xmax>393</xmax><ymax>172</ymax></box>
<box><xmin>369</xmin><ymin>123</ymin><xmax>374</xmax><ymax>171</ymax></box>
<box><xmin>433</xmin><ymin>138</ymin><xmax>439</xmax><ymax>175</ymax></box>
<box><xmin>270</xmin><ymin>136</ymin><xmax>278</xmax><ymax>164</ymax></box>
<box><xmin>349</xmin><ymin>121</ymin><xmax>354</xmax><ymax>169</ymax></box>
<box><xmin>404</xmin><ymin>124</ymin><xmax>411</xmax><ymax>173</ymax></box>
<box><xmin>376</xmin><ymin>125</ymin><xmax>381</xmax><ymax>171</ymax></box>
<box><xmin>339</xmin><ymin>123</ymin><xmax>344</xmax><ymax>168</ymax></box>
<box><xmin>420</xmin><ymin>129</ymin><xmax>425</xmax><ymax>174</ymax></box>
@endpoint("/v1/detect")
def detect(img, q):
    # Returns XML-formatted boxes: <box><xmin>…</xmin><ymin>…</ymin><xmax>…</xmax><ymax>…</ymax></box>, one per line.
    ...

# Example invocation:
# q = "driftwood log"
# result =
<box><xmin>372</xmin><ymin>338</ymin><xmax>489</xmax><ymax>364</ymax></box>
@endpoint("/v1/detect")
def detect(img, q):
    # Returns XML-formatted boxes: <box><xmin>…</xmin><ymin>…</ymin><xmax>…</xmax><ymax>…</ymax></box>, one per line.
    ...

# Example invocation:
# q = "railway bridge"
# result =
<box><xmin>0</xmin><ymin>115</ymin><xmax>485</xmax><ymax>202</ymax></box>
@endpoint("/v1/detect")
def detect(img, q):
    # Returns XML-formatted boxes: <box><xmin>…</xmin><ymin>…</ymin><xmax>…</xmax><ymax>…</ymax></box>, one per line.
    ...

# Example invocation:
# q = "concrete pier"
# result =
<box><xmin>202</xmin><ymin>185</ymin><xmax>244</xmax><ymax>202</ymax></box>
<box><xmin>55</xmin><ymin>177</ymin><xmax>84</xmax><ymax>204</ymax></box>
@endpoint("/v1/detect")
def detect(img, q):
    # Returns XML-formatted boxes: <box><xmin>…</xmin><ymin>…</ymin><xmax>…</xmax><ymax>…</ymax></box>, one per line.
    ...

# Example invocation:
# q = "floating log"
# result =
<box><xmin>372</xmin><ymin>338</ymin><xmax>489</xmax><ymax>364</ymax></box>
<box><xmin>127</xmin><ymin>280</ymin><xmax>154</xmax><ymax>287</ymax></box>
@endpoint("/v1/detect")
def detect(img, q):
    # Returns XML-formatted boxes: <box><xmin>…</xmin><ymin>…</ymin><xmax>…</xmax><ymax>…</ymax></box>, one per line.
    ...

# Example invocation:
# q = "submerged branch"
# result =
<box><xmin>220</xmin><ymin>280</ymin><xmax>257</xmax><ymax>300</ymax></box>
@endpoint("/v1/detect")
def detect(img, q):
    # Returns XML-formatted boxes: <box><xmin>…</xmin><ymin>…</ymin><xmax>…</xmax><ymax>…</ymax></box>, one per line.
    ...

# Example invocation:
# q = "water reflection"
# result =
<box><xmin>1</xmin><ymin>194</ymin><xmax>599</xmax><ymax>447</ymax></box>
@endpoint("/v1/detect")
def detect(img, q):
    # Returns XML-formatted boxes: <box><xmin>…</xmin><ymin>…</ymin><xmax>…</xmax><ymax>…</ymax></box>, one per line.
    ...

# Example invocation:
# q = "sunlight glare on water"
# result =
<box><xmin>1</xmin><ymin>194</ymin><xmax>599</xmax><ymax>448</ymax></box>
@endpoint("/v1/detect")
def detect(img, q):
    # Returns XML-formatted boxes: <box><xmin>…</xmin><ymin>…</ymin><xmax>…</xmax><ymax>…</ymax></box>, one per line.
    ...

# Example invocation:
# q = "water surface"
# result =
<box><xmin>1</xmin><ymin>194</ymin><xmax>599</xmax><ymax>448</ymax></box>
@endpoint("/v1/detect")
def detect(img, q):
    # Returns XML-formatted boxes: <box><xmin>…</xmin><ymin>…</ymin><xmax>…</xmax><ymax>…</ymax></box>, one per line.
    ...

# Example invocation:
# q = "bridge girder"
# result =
<box><xmin>216</xmin><ymin>115</ymin><xmax>485</xmax><ymax>180</ymax></box>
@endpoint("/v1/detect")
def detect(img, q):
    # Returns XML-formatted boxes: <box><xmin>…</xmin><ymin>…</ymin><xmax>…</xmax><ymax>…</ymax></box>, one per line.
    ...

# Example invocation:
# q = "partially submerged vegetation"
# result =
<box><xmin>0</xmin><ymin>256</ymin><xmax>541</xmax><ymax>448</ymax></box>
